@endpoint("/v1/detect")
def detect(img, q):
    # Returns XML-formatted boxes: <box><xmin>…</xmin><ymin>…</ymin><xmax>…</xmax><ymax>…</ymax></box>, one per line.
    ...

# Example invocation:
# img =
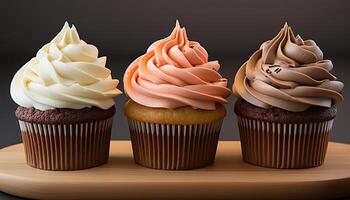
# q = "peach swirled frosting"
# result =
<box><xmin>124</xmin><ymin>21</ymin><xmax>231</xmax><ymax>110</ymax></box>
<box><xmin>233</xmin><ymin>23</ymin><xmax>343</xmax><ymax>112</ymax></box>
<box><xmin>10</xmin><ymin>22</ymin><xmax>122</xmax><ymax>110</ymax></box>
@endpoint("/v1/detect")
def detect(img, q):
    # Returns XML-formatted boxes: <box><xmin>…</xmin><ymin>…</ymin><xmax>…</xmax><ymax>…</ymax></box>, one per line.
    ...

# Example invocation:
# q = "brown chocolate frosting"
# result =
<box><xmin>233</xmin><ymin>23</ymin><xmax>343</xmax><ymax>112</ymax></box>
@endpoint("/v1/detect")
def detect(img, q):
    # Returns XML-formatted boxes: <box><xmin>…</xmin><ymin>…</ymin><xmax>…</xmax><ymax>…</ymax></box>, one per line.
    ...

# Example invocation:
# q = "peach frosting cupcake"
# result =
<box><xmin>124</xmin><ymin>21</ymin><xmax>231</xmax><ymax>170</ymax></box>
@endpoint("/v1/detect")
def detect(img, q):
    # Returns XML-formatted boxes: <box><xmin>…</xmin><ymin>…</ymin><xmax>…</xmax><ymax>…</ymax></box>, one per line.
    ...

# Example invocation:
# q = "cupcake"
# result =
<box><xmin>10</xmin><ymin>22</ymin><xmax>122</xmax><ymax>170</ymax></box>
<box><xmin>124</xmin><ymin>21</ymin><xmax>231</xmax><ymax>170</ymax></box>
<box><xmin>233</xmin><ymin>23</ymin><xmax>344</xmax><ymax>169</ymax></box>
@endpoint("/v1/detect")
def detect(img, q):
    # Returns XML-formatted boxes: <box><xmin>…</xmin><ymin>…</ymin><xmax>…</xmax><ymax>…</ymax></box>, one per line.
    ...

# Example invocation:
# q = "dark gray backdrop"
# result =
<box><xmin>0</xmin><ymin>0</ymin><xmax>349</xmax><ymax>199</ymax></box>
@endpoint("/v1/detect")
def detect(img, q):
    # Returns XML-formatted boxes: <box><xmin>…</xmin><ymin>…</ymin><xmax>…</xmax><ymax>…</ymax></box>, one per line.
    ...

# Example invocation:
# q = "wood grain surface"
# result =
<box><xmin>0</xmin><ymin>141</ymin><xmax>349</xmax><ymax>200</ymax></box>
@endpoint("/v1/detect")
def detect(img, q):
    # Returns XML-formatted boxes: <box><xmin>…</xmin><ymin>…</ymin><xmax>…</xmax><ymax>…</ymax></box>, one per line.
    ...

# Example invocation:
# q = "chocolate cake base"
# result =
<box><xmin>235</xmin><ymin>99</ymin><xmax>336</xmax><ymax>123</ymax></box>
<box><xmin>16</xmin><ymin>106</ymin><xmax>115</xmax><ymax>171</ymax></box>
<box><xmin>235</xmin><ymin>100</ymin><xmax>336</xmax><ymax>169</ymax></box>
<box><xmin>16</xmin><ymin>106</ymin><xmax>115</xmax><ymax>124</ymax></box>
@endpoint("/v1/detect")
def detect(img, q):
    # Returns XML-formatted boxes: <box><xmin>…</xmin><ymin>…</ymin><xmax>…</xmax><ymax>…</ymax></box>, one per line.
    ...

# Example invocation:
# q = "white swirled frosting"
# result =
<box><xmin>233</xmin><ymin>23</ymin><xmax>343</xmax><ymax>112</ymax></box>
<box><xmin>10</xmin><ymin>22</ymin><xmax>122</xmax><ymax>110</ymax></box>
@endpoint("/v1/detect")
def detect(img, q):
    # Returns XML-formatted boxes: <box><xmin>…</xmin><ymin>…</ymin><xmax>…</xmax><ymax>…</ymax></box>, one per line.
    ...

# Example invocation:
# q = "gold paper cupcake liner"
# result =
<box><xmin>127</xmin><ymin>119</ymin><xmax>223</xmax><ymax>170</ymax></box>
<box><xmin>237</xmin><ymin>116</ymin><xmax>334</xmax><ymax>169</ymax></box>
<box><xmin>18</xmin><ymin>117</ymin><xmax>114</xmax><ymax>171</ymax></box>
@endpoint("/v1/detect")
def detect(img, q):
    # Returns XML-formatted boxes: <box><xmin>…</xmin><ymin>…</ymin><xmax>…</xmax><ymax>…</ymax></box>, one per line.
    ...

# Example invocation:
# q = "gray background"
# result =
<box><xmin>0</xmin><ymin>0</ymin><xmax>349</xmax><ymax>199</ymax></box>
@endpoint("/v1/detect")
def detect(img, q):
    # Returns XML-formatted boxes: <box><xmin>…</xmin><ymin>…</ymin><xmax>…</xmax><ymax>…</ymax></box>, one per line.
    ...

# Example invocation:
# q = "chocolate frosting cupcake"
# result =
<box><xmin>232</xmin><ymin>23</ymin><xmax>344</xmax><ymax>169</ymax></box>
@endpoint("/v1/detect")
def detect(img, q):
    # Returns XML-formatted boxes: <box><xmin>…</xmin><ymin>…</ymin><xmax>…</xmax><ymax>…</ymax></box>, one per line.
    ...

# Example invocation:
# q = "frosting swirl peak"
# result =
<box><xmin>233</xmin><ymin>23</ymin><xmax>343</xmax><ymax>112</ymax></box>
<box><xmin>10</xmin><ymin>22</ymin><xmax>122</xmax><ymax>110</ymax></box>
<box><xmin>124</xmin><ymin>21</ymin><xmax>231</xmax><ymax>110</ymax></box>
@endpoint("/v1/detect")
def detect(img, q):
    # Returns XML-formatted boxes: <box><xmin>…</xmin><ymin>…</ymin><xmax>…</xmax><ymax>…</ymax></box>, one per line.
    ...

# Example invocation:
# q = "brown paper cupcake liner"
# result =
<box><xmin>127</xmin><ymin>119</ymin><xmax>223</xmax><ymax>170</ymax></box>
<box><xmin>18</xmin><ymin>117</ymin><xmax>114</xmax><ymax>171</ymax></box>
<box><xmin>237</xmin><ymin>116</ymin><xmax>334</xmax><ymax>169</ymax></box>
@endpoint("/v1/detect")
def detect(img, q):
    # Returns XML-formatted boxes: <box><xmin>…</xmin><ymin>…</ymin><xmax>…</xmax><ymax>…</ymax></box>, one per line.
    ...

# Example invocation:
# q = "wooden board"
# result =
<box><xmin>1</xmin><ymin>141</ymin><xmax>350</xmax><ymax>200</ymax></box>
